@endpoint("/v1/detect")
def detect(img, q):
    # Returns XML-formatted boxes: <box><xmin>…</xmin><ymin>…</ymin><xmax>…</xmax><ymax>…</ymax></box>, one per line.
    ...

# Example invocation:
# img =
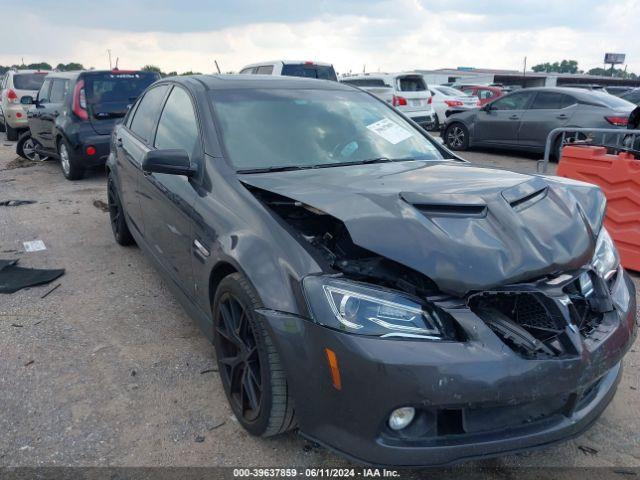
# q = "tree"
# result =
<box><xmin>532</xmin><ymin>60</ymin><xmax>579</xmax><ymax>74</ymax></box>
<box><xmin>55</xmin><ymin>62</ymin><xmax>84</xmax><ymax>71</ymax></box>
<box><xmin>25</xmin><ymin>62</ymin><xmax>52</xmax><ymax>71</ymax></box>
<box><xmin>587</xmin><ymin>67</ymin><xmax>637</xmax><ymax>79</ymax></box>
<box><xmin>142</xmin><ymin>65</ymin><xmax>163</xmax><ymax>74</ymax></box>
<box><xmin>180</xmin><ymin>71</ymin><xmax>202</xmax><ymax>75</ymax></box>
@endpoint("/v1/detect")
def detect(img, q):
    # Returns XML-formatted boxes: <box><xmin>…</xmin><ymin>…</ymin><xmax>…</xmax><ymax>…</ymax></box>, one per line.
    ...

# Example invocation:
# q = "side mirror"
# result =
<box><xmin>142</xmin><ymin>149</ymin><xmax>195</xmax><ymax>177</ymax></box>
<box><xmin>482</xmin><ymin>103</ymin><xmax>493</xmax><ymax>112</ymax></box>
<box><xmin>20</xmin><ymin>95</ymin><xmax>34</xmax><ymax>105</ymax></box>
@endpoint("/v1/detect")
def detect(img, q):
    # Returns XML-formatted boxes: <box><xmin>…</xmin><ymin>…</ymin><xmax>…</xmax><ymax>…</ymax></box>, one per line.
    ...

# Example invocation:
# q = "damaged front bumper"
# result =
<box><xmin>259</xmin><ymin>270</ymin><xmax>637</xmax><ymax>467</ymax></box>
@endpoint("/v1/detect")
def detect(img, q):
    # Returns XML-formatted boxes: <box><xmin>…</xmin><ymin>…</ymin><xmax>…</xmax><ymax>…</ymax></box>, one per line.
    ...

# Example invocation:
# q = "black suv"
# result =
<box><xmin>19</xmin><ymin>69</ymin><xmax>160</xmax><ymax>179</ymax></box>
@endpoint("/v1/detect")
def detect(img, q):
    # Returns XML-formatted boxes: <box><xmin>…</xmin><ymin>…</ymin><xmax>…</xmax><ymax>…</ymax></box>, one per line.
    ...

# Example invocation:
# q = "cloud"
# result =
<box><xmin>1</xmin><ymin>0</ymin><xmax>638</xmax><ymax>75</ymax></box>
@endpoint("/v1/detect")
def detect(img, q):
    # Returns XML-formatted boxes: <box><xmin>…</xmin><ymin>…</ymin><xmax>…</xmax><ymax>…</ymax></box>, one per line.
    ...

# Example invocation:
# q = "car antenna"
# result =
<box><xmin>214</xmin><ymin>60</ymin><xmax>221</xmax><ymax>74</ymax></box>
<box><xmin>114</xmin><ymin>57</ymin><xmax>119</xmax><ymax>71</ymax></box>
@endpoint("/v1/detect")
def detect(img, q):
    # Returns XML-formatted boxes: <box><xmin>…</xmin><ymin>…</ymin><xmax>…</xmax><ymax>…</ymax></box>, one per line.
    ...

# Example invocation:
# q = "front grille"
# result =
<box><xmin>470</xmin><ymin>292</ymin><xmax>572</xmax><ymax>359</ymax></box>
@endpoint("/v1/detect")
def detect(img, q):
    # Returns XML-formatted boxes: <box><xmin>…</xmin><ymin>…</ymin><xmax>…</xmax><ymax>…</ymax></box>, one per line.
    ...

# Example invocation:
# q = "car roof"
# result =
<box><xmin>45</xmin><ymin>69</ymin><xmax>156</xmax><ymax>80</ymax></box>
<box><xmin>166</xmin><ymin>74</ymin><xmax>352</xmax><ymax>91</ymax></box>
<box><xmin>8</xmin><ymin>69</ymin><xmax>51</xmax><ymax>75</ymax></box>
<box><xmin>241</xmin><ymin>60</ymin><xmax>333</xmax><ymax>69</ymax></box>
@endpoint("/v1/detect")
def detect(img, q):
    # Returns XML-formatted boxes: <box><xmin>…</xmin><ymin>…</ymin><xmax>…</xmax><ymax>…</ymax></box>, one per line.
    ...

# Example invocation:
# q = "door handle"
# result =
<box><xmin>116</xmin><ymin>138</ymin><xmax>123</xmax><ymax>147</ymax></box>
<box><xmin>556</xmin><ymin>114</ymin><xmax>568</xmax><ymax>119</ymax></box>
<box><xmin>509</xmin><ymin>115</ymin><xmax>519</xmax><ymax>120</ymax></box>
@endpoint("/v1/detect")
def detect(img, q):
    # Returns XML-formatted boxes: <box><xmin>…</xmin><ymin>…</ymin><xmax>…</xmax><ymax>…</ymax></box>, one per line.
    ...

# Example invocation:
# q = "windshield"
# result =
<box><xmin>281</xmin><ymin>64</ymin><xmax>337</xmax><ymax>81</ymax></box>
<box><xmin>212</xmin><ymin>88</ymin><xmax>446</xmax><ymax>171</ymax></box>
<box><xmin>435</xmin><ymin>86</ymin><xmax>469</xmax><ymax>97</ymax></box>
<box><xmin>13</xmin><ymin>73</ymin><xmax>47</xmax><ymax>90</ymax></box>
<box><xmin>83</xmin><ymin>71</ymin><xmax>160</xmax><ymax>119</ymax></box>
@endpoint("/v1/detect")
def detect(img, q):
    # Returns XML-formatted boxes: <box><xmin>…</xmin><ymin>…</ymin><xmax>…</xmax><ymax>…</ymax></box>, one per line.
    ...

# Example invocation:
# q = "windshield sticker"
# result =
<box><xmin>366</xmin><ymin>118</ymin><xmax>413</xmax><ymax>144</ymax></box>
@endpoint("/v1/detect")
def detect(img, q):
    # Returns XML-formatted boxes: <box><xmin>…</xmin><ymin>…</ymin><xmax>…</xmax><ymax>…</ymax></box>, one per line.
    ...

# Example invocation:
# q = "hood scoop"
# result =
<box><xmin>502</xmin><ymin>177</ymin><xmax>548</xmax><ymax>212</ymax></box>
<box><xmin>400</xmin><ymin>192</ymin><xmax>487</xmax><ymax>218</ymax></box>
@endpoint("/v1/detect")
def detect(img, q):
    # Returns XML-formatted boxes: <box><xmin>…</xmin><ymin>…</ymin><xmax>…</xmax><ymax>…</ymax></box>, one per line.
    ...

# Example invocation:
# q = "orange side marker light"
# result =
<box><xmin>324</xmin><ymin>348</ymin><xmax>342</xmax><ymax>390</ymax></box>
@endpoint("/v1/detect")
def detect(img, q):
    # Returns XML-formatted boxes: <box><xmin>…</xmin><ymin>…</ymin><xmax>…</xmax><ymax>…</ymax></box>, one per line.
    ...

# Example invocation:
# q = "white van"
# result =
<box><xmin>239</xmin><ymin>60</ymin><xmax>337</xmax><ymax>81</ymax></box>
<box><xmin>340</xmin><ymin>73</ymin><xmax>435</xmax><ymax>130</ymax></box>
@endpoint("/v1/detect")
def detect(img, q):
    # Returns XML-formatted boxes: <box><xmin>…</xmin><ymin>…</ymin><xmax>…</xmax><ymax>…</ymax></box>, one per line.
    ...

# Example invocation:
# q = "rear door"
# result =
<box><xmin>395</xmin><ymin>75</ymin><xmax>430</xmax><ymax>113</ymax></box>
<box><xmin>83</xmin><ymin>71</ymin><xmax>160</xmax><ymax>135</ymax></box>
<box><xmin>37</xmin><ymin>78</ymin><xmax>68</xmax><ymax>149</ymax></box>
<box><xmin>473</xmin><ymin>90</ymin><xmax>535</xmax><ymax>146</ymax></box>
<box><xmin>115</xmin><ymin>84</ymin><xmax>170</xmax><ymax>237</ymax></box>
<box><xmin>28</xmin><ymin>78</ymin><xmax>53</xmax><ymax>147</ymax></box>
<box><xmin>138</xmin><ymin>85</ymin><xmax>200</xmax><ymax>297</ymax></box>
<box><xmin>518</xmin><ymin>92</ymin><xmax>577</xmax><ymax>149</ymax></box>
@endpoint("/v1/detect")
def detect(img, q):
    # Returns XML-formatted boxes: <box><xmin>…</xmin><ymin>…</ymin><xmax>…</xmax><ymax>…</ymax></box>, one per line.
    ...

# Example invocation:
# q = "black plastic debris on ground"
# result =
<box><xmin>0</xmin><ymin>200</ymin><xmax>36</xmax><ymax>207</ymax></box>
<box><xmin>0</xmin><ymin>259</ymin><xmax>65</xmax><ymax>294</ymax></box>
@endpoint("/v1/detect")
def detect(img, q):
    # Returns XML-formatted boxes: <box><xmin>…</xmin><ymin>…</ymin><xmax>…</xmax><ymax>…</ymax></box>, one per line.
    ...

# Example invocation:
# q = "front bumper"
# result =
<box><xmin>259</xmin><ymin>272</ymin><xmax>637</xmax><ymax>467</ymax></box>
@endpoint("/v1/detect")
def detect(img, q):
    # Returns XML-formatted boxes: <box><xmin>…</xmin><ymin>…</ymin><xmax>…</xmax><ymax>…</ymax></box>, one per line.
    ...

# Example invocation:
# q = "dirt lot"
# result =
<box><xmin>0</xmin><ymin>133</ymin><xmax>638</xmax><ymax>473</ymax></box>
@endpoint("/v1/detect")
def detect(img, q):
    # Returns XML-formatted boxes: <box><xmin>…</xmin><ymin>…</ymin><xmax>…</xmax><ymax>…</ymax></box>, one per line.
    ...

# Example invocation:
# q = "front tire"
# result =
<box><xmin>58</xmin><ymin>138</ymin><xmax>84</xmax><ymax>180</ymax></box>
<box><xmin>17</xmin><ymin>132</ymin><xmax>49</xmax><ymax>161</ymax></box>
<box><xmin>213</xmin><ymin>273</ymin><xmax>296</xmax><ymax>437</ymax></box>
<box><xmin>444</xmin><ymin>123</ymin><xmax>469</xmax><ymax>150</ymax></box>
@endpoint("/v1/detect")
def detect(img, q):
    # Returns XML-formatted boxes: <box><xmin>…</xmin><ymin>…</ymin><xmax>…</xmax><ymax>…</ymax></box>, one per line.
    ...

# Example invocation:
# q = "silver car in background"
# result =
<box><xmin>443</xmin><ymin>87</ymin><xmax>635</xmax><ymax>158</ymax></box>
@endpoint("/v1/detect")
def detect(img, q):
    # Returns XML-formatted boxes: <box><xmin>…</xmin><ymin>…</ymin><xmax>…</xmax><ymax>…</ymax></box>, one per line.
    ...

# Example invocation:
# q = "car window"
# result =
<box><xmin>13</xmin><ymin>73</ymin><xmax>48</xmax><ymax>91</ymax></box>
<box><xmin>256</xmin><ymin>65</ymin><xmax>274</xmax><ymax>75</ymax></box>
<box><xmin>478</xmin><ymin>89</ymin><xmax>495</xmax><ymax>100</ymax></box>
<box><xmin>49</xmin><ymin>79</ymin><xmax>68</xmax><ymax>103</ymax></box>
<box><xmin>212</xmin><ymin>88</ymin><xmax>445</xmax><ymax>171</ymax></box>
<box><xmin>397</xmin><ymin>76</ymin><xmax>426</xmax><ymax>92</ymax></box>
<box><xmin>84</xmin><ymin>71</ymin><xmax>159</xmax><ymax>120</ymax></box>
<box><xmin>240</xmin><ymin>67</ymin><xmax>256</xmax><ymax>74</ymax></box>
<box><xmin>530</xmin><ymin>92</ymin><xmax>569</xmax><ymax>110</ymax></box>
<box><xmin>281</xmin><ymin>64</ymin><xmax>337</xmax><ymax>81</ymax></box>
<box><xmin>37</xmin><ymin>79</ymin><xmax>53</xmax><ymax>103</ymax></box>
<box><xmin>129</xmin><ymin>85</ymin><xmax>170</xmax><ymax>143</ymax></box>
<box><xmin>342</xmin><ymin>78</ymin><xmax>388</xmax><ymax>87</ymax></box>
<box><xmin>154</xmin><ymin>87</ymin><xmax>199</xmax><ymax>158</ymax></box>
<box><xmin>489</xmin><ymin>91</ymin><xmax>534</xmax><ymax>110</ymax></box>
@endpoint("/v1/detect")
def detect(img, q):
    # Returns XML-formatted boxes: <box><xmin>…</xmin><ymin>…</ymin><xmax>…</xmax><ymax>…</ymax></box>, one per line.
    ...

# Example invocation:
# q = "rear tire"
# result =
<box><xmin>0</xmin><ymin>118</ymin><xmax>5</xmax><ymax>133</ymax></box>
<box><xmin>444</xmin><ymin>122</ymin><xmax>469</xmax><ymax>150</ymax></box>
<box><xmin>432</xmin><ymin>114</ymin><xmax>440</xmax><ymax>132</ymax></box>
<box><xmin>213</xmin><ymin>273</ymin><xmax>296</xmax><ymax>437</ymax></box>
<box><xmin>107</xmin><ymin>174</ymin><xmax>135</xmax><ymax>246</ymax></box>
<box><xmin>58</xmin><ymin>138</ymin><xmax>84</xmax><ymax>180</ymax></box>
<box><xmin>5</xmin><ymin>123</ymin><xmax>18</xmax><ymax>141</ymax></box>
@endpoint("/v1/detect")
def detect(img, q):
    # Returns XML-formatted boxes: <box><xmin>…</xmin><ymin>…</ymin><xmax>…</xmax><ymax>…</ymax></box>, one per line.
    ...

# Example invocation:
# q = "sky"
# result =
<box><xmin>1</xmin><ymin>0</ymin><xmax>638</xmax><ymax>75</ymax></box>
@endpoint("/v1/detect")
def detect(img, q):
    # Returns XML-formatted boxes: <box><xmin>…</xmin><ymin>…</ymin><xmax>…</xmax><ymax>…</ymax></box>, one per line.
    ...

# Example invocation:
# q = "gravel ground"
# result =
<box><xmin>0</xmin><ymin>133</ymin><xmax>638</xmax><ymax>473</ymax></box>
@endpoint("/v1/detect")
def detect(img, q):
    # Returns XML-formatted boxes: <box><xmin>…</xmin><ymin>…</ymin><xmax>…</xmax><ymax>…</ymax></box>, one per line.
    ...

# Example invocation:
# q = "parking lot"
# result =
<box><xmin>0</xmin><ymin>132</ymin><xmax>639</xmax><ymax>473</ymax></box>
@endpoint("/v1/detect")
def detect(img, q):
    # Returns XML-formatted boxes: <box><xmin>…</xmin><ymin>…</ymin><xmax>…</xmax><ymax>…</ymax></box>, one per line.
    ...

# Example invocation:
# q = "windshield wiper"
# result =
<box><xmin>236</xmin><ymin>165</ymin><xmax>313</xmax><ymax>174</ymax></box>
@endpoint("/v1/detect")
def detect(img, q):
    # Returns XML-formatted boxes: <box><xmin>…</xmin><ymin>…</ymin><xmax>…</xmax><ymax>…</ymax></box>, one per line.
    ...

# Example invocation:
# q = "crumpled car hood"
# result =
<box><xmin>240</xmin><ymin>161</ymin><xmax>606</xmax><ymax>296</ymax></box>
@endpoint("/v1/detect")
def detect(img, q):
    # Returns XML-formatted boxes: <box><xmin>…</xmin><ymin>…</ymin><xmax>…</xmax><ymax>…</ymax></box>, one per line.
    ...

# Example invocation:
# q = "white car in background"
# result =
<box><xmin>429</xmin><ymin>85</ymin><xmax>479</xmax><ymax>130</ymax></box>
<box><xmin>340</xmin><ymin>73</ymin><xmax>435</xmax><ymax>130</ymax></box>
<box><xmin>0</xmin><ymin>69</ymin><xmax>49</xmax><ymax>140</ymax></box>
<box><xmin>239</xmin><ymin>60</ymin><xmax>337</xmax><ymax>81</ymax></box>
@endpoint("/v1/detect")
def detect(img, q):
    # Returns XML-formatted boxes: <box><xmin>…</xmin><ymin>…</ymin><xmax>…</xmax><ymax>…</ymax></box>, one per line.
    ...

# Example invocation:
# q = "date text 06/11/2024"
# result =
<box><xmin>232</xmin><ymin>468</ymin><xmax>401</xmax><ymax>477</ymax></box>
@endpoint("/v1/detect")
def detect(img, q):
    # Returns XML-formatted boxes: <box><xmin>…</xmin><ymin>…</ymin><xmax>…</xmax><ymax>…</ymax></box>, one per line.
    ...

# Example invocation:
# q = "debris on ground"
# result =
<box><xmin>200</xmin><ymin>367</ymin><xmax>218</xmax><ymax>374</ymax></box>
<box><xmin>206</xmin><ymin>420</ymin><xmax>225</xmax><ymax>431</ymax></box>
<box><xmin>578</xmin><ymin>445</ymin><xmax>598</xmax><ymax>456</ymax></box>
<box><xmin>0</xmin><ymin>258</ymin><xmax>65</xmax><ymax>294</ymax></box>
<box><xmin>0</xmin><ymin>200</ymin><xmax>36</xmax><ymax>207</ymax></box>
<box><xmin>40</xmin><ymin>283</ymin><xmax>61</xmax><ymax>299</ymax></box>
<box><xmin>3</xmin><ymin>157</ymin><xmax>39</xmax><ymax>170</ymax></box>
<box><xmin>24</xmin><ymin>360</ymin><xmax>34</xmax><ymax>367</ymax></box>
<box><xmin>11</xmin><ymin>323</ymin><xmax>23</xmax><ymax>327</ymax></box>
<box><xmin>194</xmin><ymin>435</ymin><xmax>205</xmax><ymax>443</ymax></box>
<box><xmin>92</xmin><ymin>199</ymin><xmax>109</xmax><ymax>212</ymax></box>
<box><xmin>23</xmin><ymin>240</ymin><xmax>47</xmax><ymax>252</ymax></box>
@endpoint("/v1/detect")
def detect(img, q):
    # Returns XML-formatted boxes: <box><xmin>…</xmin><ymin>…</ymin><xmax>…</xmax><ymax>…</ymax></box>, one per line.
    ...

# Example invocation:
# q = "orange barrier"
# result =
<box><xmin>557</xmin><ymin>145</ymin><xmax>640</xmax><ymax>272</ymax></box>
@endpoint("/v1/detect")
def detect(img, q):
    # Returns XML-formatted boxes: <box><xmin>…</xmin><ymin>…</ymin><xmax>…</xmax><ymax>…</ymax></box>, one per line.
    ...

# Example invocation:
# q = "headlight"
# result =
<box><xmin>592</xmin><ymin>227</ymin><xmax>620</xmax><ymax>280</ymax></box>
<box><xmin>303</xmin><ymin>276</ymin><xmax>454</xmax><ymax>339</ymax></box>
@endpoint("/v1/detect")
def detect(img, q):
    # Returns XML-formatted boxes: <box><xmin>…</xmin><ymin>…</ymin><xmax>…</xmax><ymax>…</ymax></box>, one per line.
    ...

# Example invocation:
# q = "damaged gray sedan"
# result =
<box><xmin>106</xmin><ymin>75</ymin><xmax>637</xmax><ymax>467</ymax></box>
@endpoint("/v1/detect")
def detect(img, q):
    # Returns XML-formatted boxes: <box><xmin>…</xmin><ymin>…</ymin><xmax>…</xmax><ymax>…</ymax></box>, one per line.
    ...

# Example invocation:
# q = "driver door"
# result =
<box><xmin>473</xmin><ymin>91</ymin><xmax>535</xmax><ymax>147</ymax></box>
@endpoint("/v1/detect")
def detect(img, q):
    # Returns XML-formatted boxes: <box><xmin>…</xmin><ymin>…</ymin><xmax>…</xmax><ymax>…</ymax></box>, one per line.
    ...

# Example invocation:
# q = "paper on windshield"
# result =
<box><xmin>366</xmin><ymin>118</ymin><xmax>414</xmax><ymax>144</ymax></box>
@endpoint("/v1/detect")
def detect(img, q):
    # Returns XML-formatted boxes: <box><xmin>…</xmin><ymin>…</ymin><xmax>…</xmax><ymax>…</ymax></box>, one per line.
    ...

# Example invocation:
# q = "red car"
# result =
<box><xmin>457</xmin><ymin>85</ymin><xmax>503</xmax><ymax>106</ymax></box>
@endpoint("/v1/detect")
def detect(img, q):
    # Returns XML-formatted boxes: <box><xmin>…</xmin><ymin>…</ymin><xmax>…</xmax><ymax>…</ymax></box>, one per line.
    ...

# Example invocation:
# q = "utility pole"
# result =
<box><xmin>522</xmin><ymin>56</ymin><xmax>527</xmax><ymax>88</ymax></box>
<box><xmin>107</xmin><ymin>49</ymin><xmax>112</xmax><ymax>70</ymax></box>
